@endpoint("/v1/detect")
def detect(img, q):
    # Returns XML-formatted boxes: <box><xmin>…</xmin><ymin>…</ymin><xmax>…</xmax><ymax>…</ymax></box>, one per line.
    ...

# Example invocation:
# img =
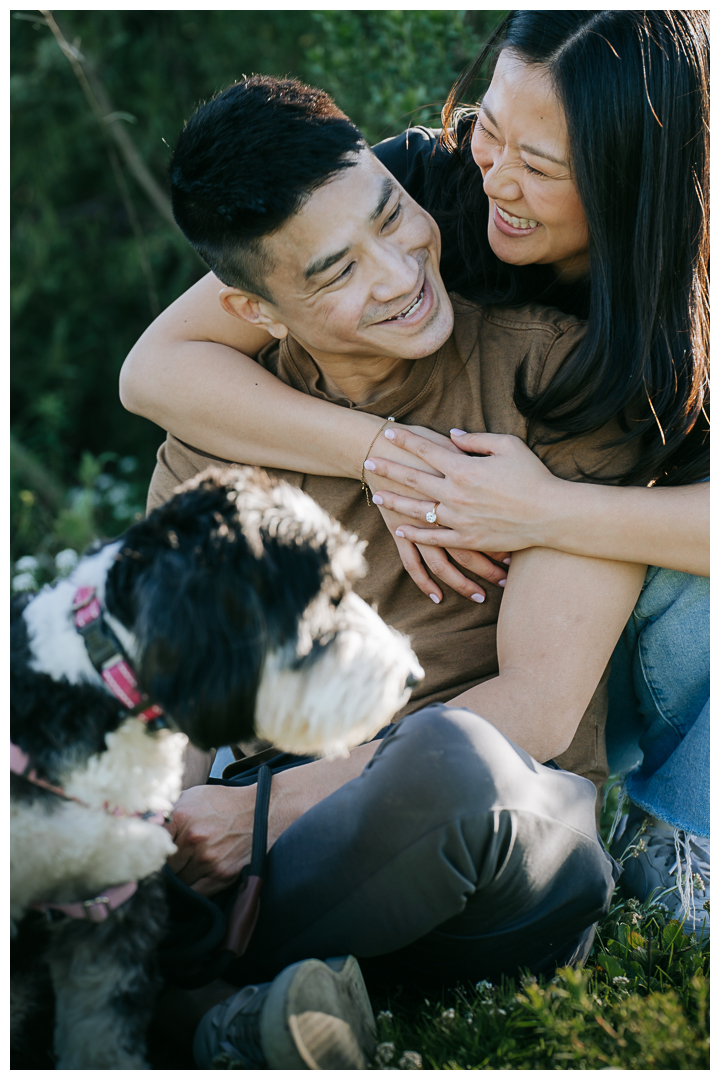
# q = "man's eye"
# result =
<box><xmin>383</xmin><ymin>202</ymin><xmax>402</xmax><ymax>228</ymax></box>
<box><xmin>328</xmin><ymin>263</ymin><xmax>354</xmax><ymax>287</ymax></box>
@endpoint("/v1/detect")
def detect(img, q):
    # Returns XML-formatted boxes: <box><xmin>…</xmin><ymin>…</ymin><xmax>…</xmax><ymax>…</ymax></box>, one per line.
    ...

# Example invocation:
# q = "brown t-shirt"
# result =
<box><xmin>148</xmin><ymin>298</ymin><xmax>635</xmax><ymax>793</ymax></box>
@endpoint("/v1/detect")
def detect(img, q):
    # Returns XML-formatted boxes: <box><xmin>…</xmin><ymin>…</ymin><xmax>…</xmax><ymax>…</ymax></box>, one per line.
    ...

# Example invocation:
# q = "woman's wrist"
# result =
<box><xmin>530</xmin><ymin>474</ymin><xmax>585</xmax><ymax>550</ymax></box>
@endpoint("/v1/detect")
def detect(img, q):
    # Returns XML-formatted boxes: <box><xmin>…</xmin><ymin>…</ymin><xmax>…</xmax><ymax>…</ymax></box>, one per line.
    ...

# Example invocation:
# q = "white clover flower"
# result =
<box><xmin>54</xmin><ymin>548</ymin><xmax>79</xmax><ymax>574</ymax></box>
<box><xmin>12</xmin><ymin>572</ymin><xmax>37</xmax><ymax>593</ymax></box>
<box><xmin>15</xmin><ymin>555</ymin><xmax>39</xmax><ymax>572</ymax></box>
<box><xmin>612</xmin><ymin>976</ymin><xmax>630</xmax><ymax>986</ymax></box>
<box><xmin>398</xmin><ymin>1050</ymin><xmax>423</xmax><ymax>1070</ymax></box>
<box><xmin>375</xmin><ymin>1042</ymin><xmax>395</xmax><ymax>1066</ymax></box>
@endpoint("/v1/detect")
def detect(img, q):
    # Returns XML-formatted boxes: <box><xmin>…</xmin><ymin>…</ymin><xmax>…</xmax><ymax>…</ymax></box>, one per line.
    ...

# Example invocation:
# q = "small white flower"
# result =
<box><xmin>631</xmin><ymin>912</ymin><xmax>641</xmax><ymax>924</ymax></box>
<box><xmin>474</xmin><ymin>979</ymin><xmax>493</xmax><ymax>993</ymax></box>
<box><xmin>377</xmin><ymin>1010</ymin><xmax>393</xmax><ymax>1022</ymax></box>
<box><xmin>693</xmin><ymin>874</ymin><xmax>705</xmax><ymax>893</ymax></box>
<box><xmin>375</xmin><ymin>1042</ymin><xmax>395</xmax><ymax>1066</ymax></box>
<box><xmin>612</xmin><ymin>976</ymin><xmax>630</xmax><ymax>986</ymax></box>
<box><xmin>12</xmin><ymin>572</ymin><xmax>37</xmax><ymax>593</ymax></box>
<box><xmin>398</xmin><ymin>1051</ymin><xmax>423</xmax><ymax>1070</ymax></box>
<box><xmin>15</xmin><ymin>555</ymin><xmax>39</xmax><ymax>572</ymax></box>
<box><xmin>440</xmin><ymin>1008</ymin><xmax>455</xmax><ymax>1022</ymax></box>
<box><xmin>54</xmin><ymin>548</ymin><xmax>79</xmax><ymax>574</ymax></box>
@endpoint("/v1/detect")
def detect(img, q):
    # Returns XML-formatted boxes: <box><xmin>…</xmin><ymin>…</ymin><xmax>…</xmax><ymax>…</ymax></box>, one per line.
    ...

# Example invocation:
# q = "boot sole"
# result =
<box><xmin>260</xmin><ymin>955</ymin><xmax>377</xmax><ymax>1069</ymax></box>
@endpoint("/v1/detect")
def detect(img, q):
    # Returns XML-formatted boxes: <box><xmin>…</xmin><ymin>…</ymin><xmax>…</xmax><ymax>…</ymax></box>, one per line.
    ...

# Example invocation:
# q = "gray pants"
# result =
<box><xmin>232</xmin><ymin>706</ymin><xmax>619</xmax><ymax>989</ymax></box>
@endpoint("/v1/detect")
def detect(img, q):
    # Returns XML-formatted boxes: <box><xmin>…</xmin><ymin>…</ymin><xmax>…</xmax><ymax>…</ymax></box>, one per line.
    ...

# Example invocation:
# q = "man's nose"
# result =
<box><xmin>371</xmin><ymin>248</ymin><xmax>419</xmax><ymax>304</ymax></box>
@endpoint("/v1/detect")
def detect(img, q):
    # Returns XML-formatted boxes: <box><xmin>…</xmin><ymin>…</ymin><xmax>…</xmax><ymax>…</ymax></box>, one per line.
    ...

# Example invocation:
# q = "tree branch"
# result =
<box><xmin>40</xmin><ymin>10</ymin><xmax>181</xmax><ymax>234</ymax></box>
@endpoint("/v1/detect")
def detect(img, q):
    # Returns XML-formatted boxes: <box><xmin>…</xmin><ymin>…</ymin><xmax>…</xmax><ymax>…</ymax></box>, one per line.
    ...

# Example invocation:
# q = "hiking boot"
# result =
<box><xmin>193</xmin><ymin>955</ymin><xmax>377</xmax><ymax>1069</ymax></box>
<box><xmin>612</xmin><ymin>807</ymin><xmax>710</xmax><ymax>940</ymax></box>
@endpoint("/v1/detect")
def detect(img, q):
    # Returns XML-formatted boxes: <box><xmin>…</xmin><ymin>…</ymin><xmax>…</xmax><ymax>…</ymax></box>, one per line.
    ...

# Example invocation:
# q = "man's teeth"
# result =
<box><xmin>497</xmin><ymin>206</ymin><xmax>539</xmax><ymax>229</ymax></box>
<box><xmin>388</xmin><ymin>289</ymin><xmax>424</xmax><ymax>321</ymax></box>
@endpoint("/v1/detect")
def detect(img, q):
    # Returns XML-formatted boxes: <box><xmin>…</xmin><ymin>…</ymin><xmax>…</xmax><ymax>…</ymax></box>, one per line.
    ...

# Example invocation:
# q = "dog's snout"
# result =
<box><xmin>405</xmin><ymin>666</ymin><xmax>424</xmax><ymax>691</ymax></box>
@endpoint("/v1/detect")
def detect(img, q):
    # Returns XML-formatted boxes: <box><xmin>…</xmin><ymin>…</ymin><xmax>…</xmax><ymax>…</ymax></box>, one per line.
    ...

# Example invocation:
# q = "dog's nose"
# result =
<box><xmin>405</xmin><ymin>666</ymin><xmax>424</xmax><ymax>691</ymax></box>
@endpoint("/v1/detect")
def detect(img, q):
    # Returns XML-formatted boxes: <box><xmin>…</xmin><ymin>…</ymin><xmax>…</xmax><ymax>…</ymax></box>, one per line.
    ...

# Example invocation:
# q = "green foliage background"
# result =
<box><xmin>9</xmin><ymin>14</ymin><xmax>710</xmax><ymax>1068</ymax></box>
<box><xmin>11</xmin><ymin>8</ymin><xmax>503</xmax><ymax>569</ymax></box>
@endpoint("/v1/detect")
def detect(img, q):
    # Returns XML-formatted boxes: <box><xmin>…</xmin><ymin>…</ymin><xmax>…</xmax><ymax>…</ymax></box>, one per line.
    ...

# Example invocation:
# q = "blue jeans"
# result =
<box><xmin>606</xmin><ymin>565</ymin><xmax>709</xmax><ymax>837</ymax></box>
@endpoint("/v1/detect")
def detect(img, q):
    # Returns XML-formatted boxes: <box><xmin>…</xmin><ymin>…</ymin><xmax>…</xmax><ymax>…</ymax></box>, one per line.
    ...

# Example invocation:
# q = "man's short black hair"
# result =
<box><xmin>170</xmin><ymin>76</ymin><xmax>365</xmax><ymax>300</ymax></box>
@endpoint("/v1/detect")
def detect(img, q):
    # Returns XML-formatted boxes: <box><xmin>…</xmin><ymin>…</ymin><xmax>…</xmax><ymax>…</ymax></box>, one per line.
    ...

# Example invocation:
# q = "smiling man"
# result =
<box><xmin>136</xmin><ymin>78</ymin><xmax>646</xmax><ymax>1069</ymax></box>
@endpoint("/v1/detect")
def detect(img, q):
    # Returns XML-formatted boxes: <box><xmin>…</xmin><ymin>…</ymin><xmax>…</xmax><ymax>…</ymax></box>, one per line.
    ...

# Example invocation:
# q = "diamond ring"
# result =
<box><xmin>426</xmin><ymin>501</ymin><xmax>441</xmax><ymax>525</ymax></box>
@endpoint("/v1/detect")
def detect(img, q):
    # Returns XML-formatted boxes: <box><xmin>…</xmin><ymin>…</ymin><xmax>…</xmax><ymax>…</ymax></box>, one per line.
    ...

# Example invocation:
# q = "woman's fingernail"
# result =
<box><xmin>395</xmin><ymin>529</ymin><xmax>405</xmax><ymax>538</ymax></box>
<box><xmin>498</xmin><ymin>578</ymin><xmax>507</xmax><ymax>587</ymax></box>
<box><xmin>384</xmin><ymin>429</ymin><xmax>396</xmax><ymax>440</ymax></box>
<box><xmin>450</xmin><ymin>428</ymin><xmax>467</xmax><ymax>436</ymax></box>
<box><xmin>372</xmin><ymin>493</ymin><xmax>383</xmax><ymax>505</ymax></box>
<box><xmin>471</xmin><ymin>593</ymin><xmax>485</xmax><ymax>603</ymax></box>
<box><xmin>429</xmin><ymin>593</ymin><xmax>440</xmax><ymax>604</ymax></box>
<box><xmin>502</xmin><ymin>557</ymin><xmax>511</xmax><ymax>565</ymax></box>
<box><xmin>364</xmin><ymin>459</ymin><xmax>376</xmax><ymax>471</ymax></box>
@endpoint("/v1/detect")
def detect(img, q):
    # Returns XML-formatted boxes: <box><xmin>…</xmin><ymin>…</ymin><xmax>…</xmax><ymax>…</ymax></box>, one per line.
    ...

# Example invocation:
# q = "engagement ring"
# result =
<box><xmin>426</xmin><ymin>501</ymin><xmax>440</xmax><ymax>524</ymax></box>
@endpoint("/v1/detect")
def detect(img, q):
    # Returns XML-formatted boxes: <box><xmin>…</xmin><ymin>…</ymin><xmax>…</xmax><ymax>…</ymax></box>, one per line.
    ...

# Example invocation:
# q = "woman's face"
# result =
<box><xmin>471</xmin><ymin>50</ymin><xmax>589</xmax><ymax>280</ymax></box>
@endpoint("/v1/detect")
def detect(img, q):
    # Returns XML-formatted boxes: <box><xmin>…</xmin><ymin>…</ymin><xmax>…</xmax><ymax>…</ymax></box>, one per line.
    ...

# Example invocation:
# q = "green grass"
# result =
<box><xmin>364</xmin><ymin>787</ymin><xmax>710</xmax><ymax>1071</ymax></box>
<box><xmin>366</xmin><ymin>891</ymin><xmax>709</xmax><ymax>1070</ymax></box>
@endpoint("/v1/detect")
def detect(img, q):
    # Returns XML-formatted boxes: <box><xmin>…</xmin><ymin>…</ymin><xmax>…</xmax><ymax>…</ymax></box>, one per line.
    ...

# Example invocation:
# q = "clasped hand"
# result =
<box><xmin>362</xmin><ymin>424</ymin><xmax>510</xmax><ymax>604</ymax></box>
<box><xmin>365</xmin><ymin>427</ymin><xmax>562</xmax><ymax>602</ymax></box>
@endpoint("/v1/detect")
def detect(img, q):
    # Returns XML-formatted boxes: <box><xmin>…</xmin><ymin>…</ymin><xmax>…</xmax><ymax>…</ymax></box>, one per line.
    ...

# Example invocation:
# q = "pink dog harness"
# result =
<box><xmin>72</xmin><ymin>585</ymin><xmax>165</xmax><ymax>725</ymax></box>
<box><xmin>11</xmin><ymin>586</ymin><xmax>171</xmax><ymax>921</ymax></box>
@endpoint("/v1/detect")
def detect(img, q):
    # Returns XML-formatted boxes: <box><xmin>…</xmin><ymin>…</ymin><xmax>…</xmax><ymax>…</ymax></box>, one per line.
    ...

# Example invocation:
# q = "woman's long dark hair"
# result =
<box><xmin>428</xmin><ymin>10</ymin><xmax>709</xmax><ymax>486</ymax></box>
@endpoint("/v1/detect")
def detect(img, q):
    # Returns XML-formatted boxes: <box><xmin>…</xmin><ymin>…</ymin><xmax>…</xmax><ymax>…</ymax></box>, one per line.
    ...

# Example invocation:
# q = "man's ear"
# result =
<box><xmin>219</xmin><ymin>288</ymin><xmax>289</xmax><ymax>341</ymax></box>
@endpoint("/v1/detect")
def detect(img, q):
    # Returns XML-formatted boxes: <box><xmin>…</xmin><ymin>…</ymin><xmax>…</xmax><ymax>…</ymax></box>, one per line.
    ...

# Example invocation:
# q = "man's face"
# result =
<box><xmin>259</xmin><ymin>149</ymin><xmax>455</xmax><ymax>363</ymax></box>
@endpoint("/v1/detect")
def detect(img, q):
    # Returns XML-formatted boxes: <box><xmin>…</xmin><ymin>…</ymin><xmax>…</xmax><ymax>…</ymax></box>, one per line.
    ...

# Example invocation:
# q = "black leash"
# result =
<box><xmin>159</xmin><ymin>765</ymin><xmax>273</xmax><ymax>988</ymax></box>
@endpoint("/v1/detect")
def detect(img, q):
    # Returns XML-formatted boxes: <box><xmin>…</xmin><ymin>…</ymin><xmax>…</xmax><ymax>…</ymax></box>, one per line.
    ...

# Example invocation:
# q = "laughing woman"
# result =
<box><xmin>120</xmin><ymin>12</ymin><xmax>709</xmax><ymax>931</ymax></box>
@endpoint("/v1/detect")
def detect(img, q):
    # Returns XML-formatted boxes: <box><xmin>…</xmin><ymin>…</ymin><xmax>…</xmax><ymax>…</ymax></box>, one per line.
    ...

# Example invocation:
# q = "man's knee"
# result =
<box><xmin>362</xmin><ymin>703</ymin><xmax>599</xmax><ymax>845</ymax></box>
<box><xmin>364</xmin><ymin>704</ymin><xmax>527</xmax><ymax>821</ymax></box>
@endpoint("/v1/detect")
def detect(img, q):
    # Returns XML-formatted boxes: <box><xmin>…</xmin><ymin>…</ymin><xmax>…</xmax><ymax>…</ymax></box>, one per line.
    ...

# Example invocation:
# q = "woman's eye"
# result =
<box><xmin>522</xmin><ymin>161</ymin><xmax>547</xmax><ymax>178</ymax></box>
<box><xmin>476</xmin><ymin>121</ymin><xmax>496</xmax><ymax>141</ymax></box>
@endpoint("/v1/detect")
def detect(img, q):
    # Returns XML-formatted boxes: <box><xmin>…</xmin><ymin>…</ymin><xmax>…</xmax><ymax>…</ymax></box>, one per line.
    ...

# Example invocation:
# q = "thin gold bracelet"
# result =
<box><xmin>360</xmin><ymin>416</ymin><xmax>395</xmax><ymax>506</ymax></box>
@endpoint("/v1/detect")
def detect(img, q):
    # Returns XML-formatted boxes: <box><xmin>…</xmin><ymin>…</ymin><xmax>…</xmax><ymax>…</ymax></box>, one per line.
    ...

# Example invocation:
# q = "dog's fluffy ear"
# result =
<box><xmin>131</xmin><ymin>554</ymin><xmax>268</xmax><ymax>752</ymax></box>
<box><xmin>105</xmin><ymin>476</ymin><xmax>269</xmax><ymax>750</ymax></box>
<box><xmin>105</xmin><ymin>469</ymin><xmax>329</xmax><ymax>752</ymax></box>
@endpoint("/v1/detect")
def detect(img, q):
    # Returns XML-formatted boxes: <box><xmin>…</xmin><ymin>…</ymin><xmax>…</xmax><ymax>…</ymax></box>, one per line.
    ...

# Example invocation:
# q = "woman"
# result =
<box><xmin>120</xmin><ymin>12</ymin><xmax>709</xmax><ymax>928</ymax></box>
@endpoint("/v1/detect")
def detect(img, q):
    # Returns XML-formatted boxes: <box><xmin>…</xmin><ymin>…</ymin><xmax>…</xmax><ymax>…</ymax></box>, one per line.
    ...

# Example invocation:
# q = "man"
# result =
<box><xmin>130</xmin><ymin>77</ymin><xmax>645</xmax><ymax>1069</ymax></box>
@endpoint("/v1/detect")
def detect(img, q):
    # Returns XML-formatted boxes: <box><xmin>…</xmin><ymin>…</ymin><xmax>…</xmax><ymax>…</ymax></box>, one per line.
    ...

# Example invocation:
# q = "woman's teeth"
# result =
<box><xmin>497</xmin><ymin>206</ymin><xmax>539</xmax><ymax>229</ymax></box>
<box><xmin>388</xmin><ymin>288</ymin><xmax>424</xmax><ymax>321</ymax></box>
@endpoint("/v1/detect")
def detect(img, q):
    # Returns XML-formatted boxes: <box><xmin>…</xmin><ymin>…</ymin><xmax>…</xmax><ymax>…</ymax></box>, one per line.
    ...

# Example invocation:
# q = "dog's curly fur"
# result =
<box><xmin>11</xmin><ymin>468</ymin><xmax>421</xmax><ymax>1068</ymax></box>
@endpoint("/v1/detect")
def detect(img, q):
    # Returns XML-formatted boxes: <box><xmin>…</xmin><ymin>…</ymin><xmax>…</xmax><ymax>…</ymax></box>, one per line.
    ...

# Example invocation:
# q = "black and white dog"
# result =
<box><xmin>11</xmin><ymin>467</ymin><xmax>421</xmax><ymax>1069</ymax></box>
